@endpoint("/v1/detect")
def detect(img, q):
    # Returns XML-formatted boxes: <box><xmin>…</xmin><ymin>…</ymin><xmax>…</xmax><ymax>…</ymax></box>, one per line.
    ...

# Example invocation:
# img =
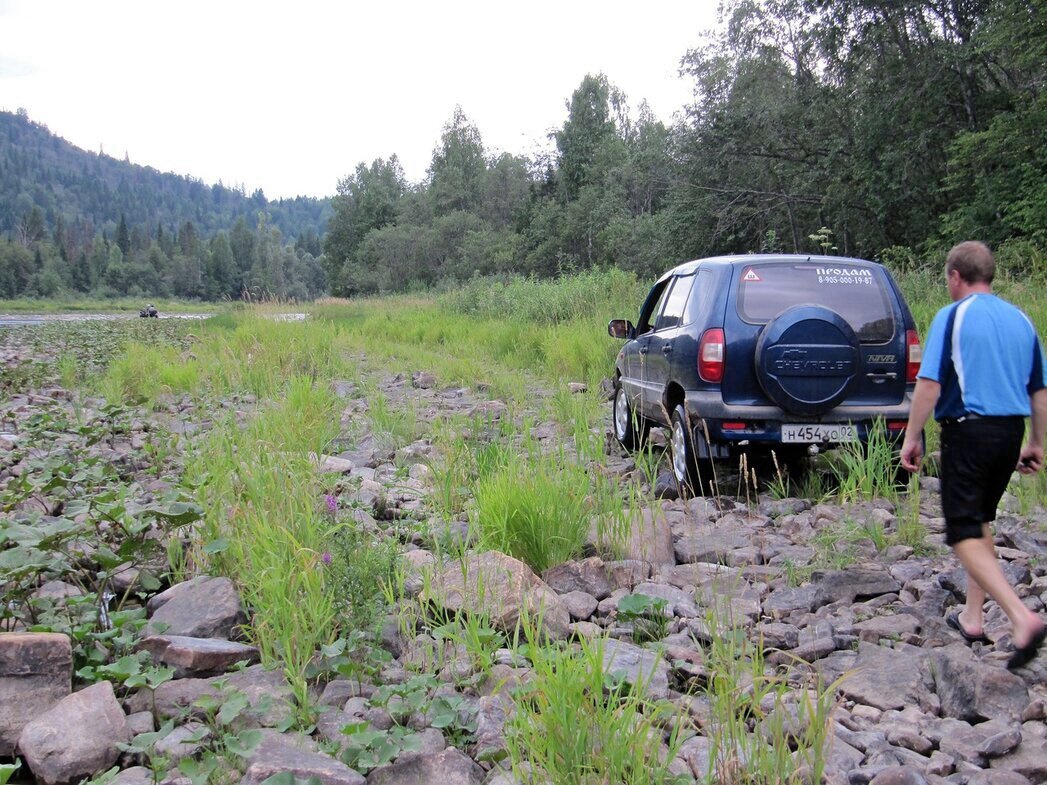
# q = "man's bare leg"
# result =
<box><xmin>958</xmin><ymin>526</ymin><xmax>992</xmax><ymax>636</ymax></box>
<box><xmin>953</xmin><ymin>530</ymin><xmax>1044</xmax><ymax>648</ymax></box>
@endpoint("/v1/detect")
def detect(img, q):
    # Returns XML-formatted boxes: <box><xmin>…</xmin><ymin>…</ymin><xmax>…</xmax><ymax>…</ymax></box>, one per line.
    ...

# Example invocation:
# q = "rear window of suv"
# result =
<box><xmin>735</xmin><ymin>262</ymin><xmax>895</xmax><ymax>342</ymax></box>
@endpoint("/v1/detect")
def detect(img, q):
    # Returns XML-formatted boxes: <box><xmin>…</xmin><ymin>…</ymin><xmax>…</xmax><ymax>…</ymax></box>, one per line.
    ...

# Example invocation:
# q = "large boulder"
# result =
<box><xmin>424</xmin><ymin>551</ymin><xmax>570</xmax><ymax>640</ymax></box>
<box><xmin>930</xmin><ymin>644</ymin><xmax>1029</xmax><ymax>722</ymax></box>
<box><xmin>17</xmin><ymin>681</ymin><xmax>132</xmax><ymax>785</ymax></box>
<box><xmin>0</xmin><ymin>632</ymin><xmax>71</xmax><ymax>755</ymax></box>
<box><xmin>144</xmin><ymin>576</ymin><xmax>246</xmax><ymax>638</ymax></box>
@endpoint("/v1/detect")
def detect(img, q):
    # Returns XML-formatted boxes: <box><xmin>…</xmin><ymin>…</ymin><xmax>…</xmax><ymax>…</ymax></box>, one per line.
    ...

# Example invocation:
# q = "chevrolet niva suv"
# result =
<box><xmin>608</xmin><ymin>254</ymin><xmax>921</xmax><ymax>493</ymax></box>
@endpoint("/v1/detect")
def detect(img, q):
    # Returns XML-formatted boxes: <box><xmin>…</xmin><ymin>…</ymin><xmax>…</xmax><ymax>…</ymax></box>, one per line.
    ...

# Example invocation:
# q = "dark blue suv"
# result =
<box><xmin>608</xmin><ymin>255</ymin><xmax>921</xmax><ymax>493</ymax></box>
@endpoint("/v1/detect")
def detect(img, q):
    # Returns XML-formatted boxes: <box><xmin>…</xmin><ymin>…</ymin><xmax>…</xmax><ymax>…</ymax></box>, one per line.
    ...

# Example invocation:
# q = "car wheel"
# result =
<box><xmin>613</xmin><ymin>384</ymin><xmax>648</xmax><ymax>451</ymax></box>
<box><xmin>670</xmin><ymin>404</ymin><xmax>705</xmax><ymax>495</ymax></box>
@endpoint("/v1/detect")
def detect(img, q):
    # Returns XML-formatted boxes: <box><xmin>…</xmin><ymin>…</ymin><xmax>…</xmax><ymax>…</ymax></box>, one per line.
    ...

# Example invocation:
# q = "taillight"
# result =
<box><xmin>699</xmin><ymin>328</ymin><xmax>725</xmax><ymax>383</ymax></box>
<box><xmin>906</xmin><ymin>329</ymin><xmax>921</xmax><ymax>383</ymax></box>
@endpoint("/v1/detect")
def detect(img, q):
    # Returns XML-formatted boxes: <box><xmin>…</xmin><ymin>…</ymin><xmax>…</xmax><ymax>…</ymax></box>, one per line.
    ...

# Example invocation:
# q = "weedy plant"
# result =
<box><xmin>188</xmin><ymin>376</ymin><xmax>343</xmax><ymax>726</ymax></box>
<box><xmin>827</xmin><ymin>419</ymin><xmax>902</xmax><ymax>503</ymax></box>
<box><xmin>0</xmin><ymin>402</ymin><xmax>202</xmax><ymax>678</ymax></box>
<box><xmin>116</xmin><ymin>681</ymin><xmax>266</xmax><ymax>785</ymax></box>
<box><xmin>616</xmin><ymin>593</ymin><xmax>671</xmax><ymax>644</ymax></box>
<box><xmin>700</xmin><ymin>593</ymin><xmax>840</xmax><ymax>785</ymax></box>
<box><xmin>366</xmin><ymin>389</ymin><xmax>422</xmax><ymax>450</ymax></box>
<box><xmin>505</xmin><ymin>622</ymin><xmax>686</xmax><ymax>785</ymax></box>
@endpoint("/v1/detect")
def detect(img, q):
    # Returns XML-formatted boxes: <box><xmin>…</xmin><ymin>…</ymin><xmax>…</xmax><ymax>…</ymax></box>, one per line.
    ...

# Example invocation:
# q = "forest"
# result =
<box><xmin>2</xmin><ymin>0</ymin><xmax>1044</xmax><ymax>301</ymax></box>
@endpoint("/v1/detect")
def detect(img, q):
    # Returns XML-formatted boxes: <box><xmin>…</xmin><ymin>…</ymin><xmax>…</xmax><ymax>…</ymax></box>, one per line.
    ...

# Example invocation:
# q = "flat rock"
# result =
<box><xmin>868</xmin><ymin>765</ymin><xmax>929</xmax><ymax>785</ymax></box>
<box><xmin>854</xmin><ymin>613</ymin><xmax>921</xmax><ymax>643</ymax></box>
<box><xmin>144</xmin><ymin>576</ymin><xmax>246</xmax><ymax>639</ymax></box>
<box><xmin>674</xmin><ymin>522</ymin><xmax>753</xmax><ymax>565</ymax></box>
<box><xmin>601</xmin><ymin>639</ymin><xmax>670</xmax><ymax>701</ymax></box>
<box><xmin>839</xmin><ymin>643</ymin><xmax>931</xmax><ymax>712</ymax></box>
<box><xmin>149</xmin><ymin>665</ymin><xmax>294</xmax><ymax>727</ymax></box>
<box><xmin>810</xmin><ymin>567</ymin><xmax>900</xmax><ymax>603</ymax></box>
<box><xmin>240</xmin><ymin>731</ymin><xmax>364</xmax><ymax>785</ymax></box>
<box><xmin>109</xmin><ymin>767</ymin><xmax>155</xmax><ymax>785</ymax></box>
<box><xmin>136</xmin><ymin>635</ymin><xmax>260</xmax><ymax>675</ymax></box>
<box><xmin>936</xmin><ymin>718</ymin><xmax>1010</xmax><ymax>768</ymax></box>
<box><xmin>542</xmin><ymin>557</ymin><xmax>613</xmax><ymax>599</ymax></box>
<box><xmin>989</xmin><ymin>737</ymin><xmax>1047</xmax><ymax>782</ymax></box>
<box><xmin>366</xmin><ymin>748</ymin><xmax>484</xmax><ymax>785</ymax></box>
<box><xmin>764</xmin><ymin>585</ymin><xmax>826</xmax><ymax>617</ymax></box>
<box><xmin>424</xmin><ymin>551</ymin><xmax>570</xmax><ymax>641</ymax></box>
<box><xmin>17</xmin><ymin>681</ymin><xmax>132</xmax><ymax>785</ymax></box>
<box><xmin>616</xmin><ymin>508</ymin><xmax>675</xmax><ymax>569</ymax></box>
<box><xmin>0</xmin><ymin>632</ymin><xmax>71</xmax><ymax>756</ymax></box>
<box><xmin>317</xmin><ymin>455</ymin><xmax>355</xmax><ymax>474</ymax></box>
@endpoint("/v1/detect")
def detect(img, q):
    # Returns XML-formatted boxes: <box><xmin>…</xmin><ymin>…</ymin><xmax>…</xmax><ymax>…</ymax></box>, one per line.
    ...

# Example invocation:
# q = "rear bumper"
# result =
<box><xmin>682</xmin><ymin>391</ymin><xmax>912</xmax><ymax>453</ymax></box>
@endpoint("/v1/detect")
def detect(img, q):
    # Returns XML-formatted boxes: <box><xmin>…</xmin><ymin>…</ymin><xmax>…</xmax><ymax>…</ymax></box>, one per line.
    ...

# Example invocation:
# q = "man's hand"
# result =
<box><xmin>900</xmin><ymin>378</ymin><xmax>939</xmax><ymax>474</ymax></box>
<box><xmin>900</xmin><ymin>435</ymin><xmax>924</xmax><ymax>473</ymax></box>
<box><xmin>1017</xmin><ymin>445</ymin><xmax>1044</xmax><ymax>474</ymax></box>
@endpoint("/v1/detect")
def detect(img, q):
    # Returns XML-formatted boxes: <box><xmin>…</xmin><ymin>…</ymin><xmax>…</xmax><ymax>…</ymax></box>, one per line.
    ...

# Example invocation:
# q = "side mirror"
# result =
<box><xmin>607</xmin><ymin>319</ymin><xmax>634</xmax><ymax>340</ymax></box>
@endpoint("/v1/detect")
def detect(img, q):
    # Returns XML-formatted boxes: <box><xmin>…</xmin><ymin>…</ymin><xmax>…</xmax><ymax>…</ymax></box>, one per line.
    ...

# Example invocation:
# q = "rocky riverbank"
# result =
<box><xmin>1</xmin><ymin>350</ymin><xmax>1046</xmax><ymax>785</ymax></box>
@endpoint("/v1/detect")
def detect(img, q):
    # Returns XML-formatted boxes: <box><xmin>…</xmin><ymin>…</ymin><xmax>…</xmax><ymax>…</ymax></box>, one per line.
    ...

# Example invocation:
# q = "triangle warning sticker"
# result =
<box><xmin>742</xmin><ymin>268</ymin><xmax>761</xmax><ymax>282</ymax></box>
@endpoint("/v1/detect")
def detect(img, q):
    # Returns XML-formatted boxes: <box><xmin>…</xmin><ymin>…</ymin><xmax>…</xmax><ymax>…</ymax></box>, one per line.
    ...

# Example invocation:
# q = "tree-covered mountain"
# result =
<box><xmin>0</xmin><ymin>109</ymin><xmax>331</xmax><ymax>245</ymax></box>
<box><xmin>0</xmin><ymin>109</ymin><xmax>329</xmax><ymax>301</ymax></box>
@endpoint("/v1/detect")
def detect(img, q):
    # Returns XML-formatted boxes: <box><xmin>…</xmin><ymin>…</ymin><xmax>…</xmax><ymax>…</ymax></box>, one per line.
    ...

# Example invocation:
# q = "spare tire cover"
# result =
<box><xmin>755</xmin><ymin>305</ymin><xmax>860</xmax><ymax>416</ymax></box>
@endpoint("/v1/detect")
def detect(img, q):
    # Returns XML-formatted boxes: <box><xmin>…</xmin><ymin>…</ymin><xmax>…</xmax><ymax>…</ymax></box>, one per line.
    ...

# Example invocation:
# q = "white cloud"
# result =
<box><xmin>0</xmin><ymin>0</ymin><xmax>718</xmax><ymax>199</ymax></box>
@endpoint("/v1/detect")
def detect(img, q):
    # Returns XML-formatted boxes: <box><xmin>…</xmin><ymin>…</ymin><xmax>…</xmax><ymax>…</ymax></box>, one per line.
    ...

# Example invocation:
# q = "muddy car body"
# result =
<box><xmin>608</xmin><ymin>254</ymin><xmax>921</xmax><ymax>492</ymax></box>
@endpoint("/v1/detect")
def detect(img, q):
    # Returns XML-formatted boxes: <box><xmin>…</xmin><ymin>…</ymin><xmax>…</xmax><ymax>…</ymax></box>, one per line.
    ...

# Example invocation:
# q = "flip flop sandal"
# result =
<box><xmin>946</xmin><ymin>610</ymin><xmax>990</xmax><ymax>644</ymax></box>
<box><xmin>1007</xmin><ymin>626</ymin><xmax>1046</xmax><ymax>671</ymax></box>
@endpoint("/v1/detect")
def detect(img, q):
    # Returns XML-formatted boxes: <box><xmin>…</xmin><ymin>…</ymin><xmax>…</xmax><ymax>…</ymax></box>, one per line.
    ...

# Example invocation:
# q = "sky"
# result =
<box><xmin>0</xmin><ymin>1</ymin><xmax>719</xmax><ymax>200</ymax></box>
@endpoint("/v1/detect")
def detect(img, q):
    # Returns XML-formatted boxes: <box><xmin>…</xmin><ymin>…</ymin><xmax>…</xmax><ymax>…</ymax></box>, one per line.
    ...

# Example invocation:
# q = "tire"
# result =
<box><xmin>613</xmin><ymin>384</ymin><xmax>648</xmax><ymax>451</ymax></box>
<box><xmin>670</xmin><ymin>404</ymin><xmax>704</xmax><ymax>496</ymax></box>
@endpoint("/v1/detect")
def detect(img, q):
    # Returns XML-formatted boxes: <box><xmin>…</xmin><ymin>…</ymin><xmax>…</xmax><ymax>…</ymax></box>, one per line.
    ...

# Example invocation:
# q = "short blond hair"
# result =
<box><xmin>946</xmin><ymin>241</ymin><xmax>995</xmax><ymax>284</ymax></box>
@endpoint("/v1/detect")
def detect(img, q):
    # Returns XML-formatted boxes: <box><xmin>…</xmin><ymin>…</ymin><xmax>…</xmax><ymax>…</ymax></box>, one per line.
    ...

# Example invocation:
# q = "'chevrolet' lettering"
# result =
<box><xmin>774</xmin><ymin>358</ymin><xmax>852</xmax><ymax>372</ymax></box>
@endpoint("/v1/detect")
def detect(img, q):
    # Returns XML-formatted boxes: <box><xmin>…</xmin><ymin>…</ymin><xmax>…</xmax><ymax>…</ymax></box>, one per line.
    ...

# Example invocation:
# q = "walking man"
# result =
<box><xmin>901</xmin><ymin>240</ymin><xmax>1047</xmax><ymax>670</ymax></box>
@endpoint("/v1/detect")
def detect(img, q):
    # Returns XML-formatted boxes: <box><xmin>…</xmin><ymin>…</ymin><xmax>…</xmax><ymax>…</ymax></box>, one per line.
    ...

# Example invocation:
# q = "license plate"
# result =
<box><xmin>781</xmin><ymin>424</ymin><xmax>858</xmax><ymax>443</ymax></box>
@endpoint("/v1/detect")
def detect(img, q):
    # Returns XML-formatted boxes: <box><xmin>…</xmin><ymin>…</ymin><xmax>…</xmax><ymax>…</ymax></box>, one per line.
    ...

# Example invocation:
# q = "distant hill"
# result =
<box><xmin>0</xmin><ymin>109</ymin><xmax>332</xmax><ymax>243</ymax></box>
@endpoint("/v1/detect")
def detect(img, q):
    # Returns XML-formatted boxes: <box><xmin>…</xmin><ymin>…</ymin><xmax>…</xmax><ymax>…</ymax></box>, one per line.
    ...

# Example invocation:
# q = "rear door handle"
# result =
<box><xmin>866</xmin><ymin>372</ymin><xmax>897</xmax><ymax>383</ymax></box>
<box><xmin>661</xmin><ymin>345</ymin><xmax>672</xmax><ymax>355</ymax></box>
<box><xmin>639</xmin><ymin>347</ymin><xmax>648</xmax><ymax>356</ymax></box>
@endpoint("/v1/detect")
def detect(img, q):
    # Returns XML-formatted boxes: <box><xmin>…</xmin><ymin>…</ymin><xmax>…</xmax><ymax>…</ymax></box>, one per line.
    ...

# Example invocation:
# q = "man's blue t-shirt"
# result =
<box><xmin>918</xmin><ymin>293</ymin><xmax>1047</xmax><ymax>420</ymax></box>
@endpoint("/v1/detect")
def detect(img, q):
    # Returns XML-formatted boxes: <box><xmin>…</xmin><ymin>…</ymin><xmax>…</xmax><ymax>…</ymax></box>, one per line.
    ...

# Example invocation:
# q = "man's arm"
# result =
<box><xmin>900</xmin><ymin>378</ymin><xmax>941</xmax><ymax>473</ymax></box>
<box><xmin>1018</xmin><ymin>387</ymin><xmax>1047</xmax><ymax>473</ymax></box>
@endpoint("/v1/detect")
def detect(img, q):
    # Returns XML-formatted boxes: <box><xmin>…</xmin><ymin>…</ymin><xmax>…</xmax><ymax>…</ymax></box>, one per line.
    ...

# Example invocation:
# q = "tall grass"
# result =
<box><xmin>826</xmin><ymin>420</ymin><xmax>902</xmax><ymax>503</ymax></box>
<box><xmin>506</xmin><ymin>625</ymin><xmax>685</xmax><ymax>785</ymax></box>
<box><xmin>186</xmin><ymin>376</ymin><xmax>344</xmax><ymax>721</ymax></box>
<box><xmin>312</xmin><ymin>268</ymin><xmax>645</xmax><ymax>391</ymax></box>
<box><xmin>471</xmin><ymin>454</ymin><xmax>595</xmax><ymax>573</ymax></box>
<box><xmin>701</xmin><ymin>591</ymin><xmax>840</xmax><ymax>785</ymax></box>
<box><xmin>98</xmin><ymin>342</ymin><xmax>199</xmax><ymax>405</ymax></box>
<box><xmin>440</xmin><ymin>267</ymin><xmax>644</xmax><ymax>325</ymax></box>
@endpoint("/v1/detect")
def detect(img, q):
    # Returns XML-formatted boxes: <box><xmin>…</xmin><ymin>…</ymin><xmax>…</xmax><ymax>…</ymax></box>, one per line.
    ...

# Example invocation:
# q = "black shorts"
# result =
<box><xmin>939</xmin><ymin>416</ymin><xmax>1025</xmax><ymax>545</ymax></box>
